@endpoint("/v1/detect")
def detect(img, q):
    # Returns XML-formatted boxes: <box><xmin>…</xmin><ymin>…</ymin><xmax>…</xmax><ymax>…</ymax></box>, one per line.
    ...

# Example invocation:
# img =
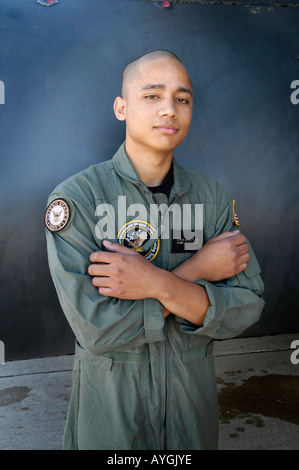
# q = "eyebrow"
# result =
<box><xmin>140</xmin><ymin>83</ymin><xmax>193</xmax><ymax>97</ymax></box>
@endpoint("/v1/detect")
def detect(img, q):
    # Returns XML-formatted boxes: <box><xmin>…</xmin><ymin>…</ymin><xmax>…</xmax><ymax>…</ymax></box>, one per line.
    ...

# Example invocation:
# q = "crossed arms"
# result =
<box><xmin>88</xmin><ymin>230</ymin><xmax>250</xmax><ymax>327</ymax></box>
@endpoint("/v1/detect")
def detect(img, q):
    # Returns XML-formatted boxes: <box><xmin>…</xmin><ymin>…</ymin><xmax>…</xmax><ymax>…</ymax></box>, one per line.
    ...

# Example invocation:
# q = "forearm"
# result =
<box><xmin>171</xmin><ymin>256</ymin><xmax>200</xmax><ymax>282</ymax></box>
<box><xmin>153</xmin><ymin>269</ymin><xmax>210</xmax><ymax>326</ymax></box>
<box><xmin>161</xmin><ymin>259</ymin><xmax>202</xmax><ymax>320</ymax></box>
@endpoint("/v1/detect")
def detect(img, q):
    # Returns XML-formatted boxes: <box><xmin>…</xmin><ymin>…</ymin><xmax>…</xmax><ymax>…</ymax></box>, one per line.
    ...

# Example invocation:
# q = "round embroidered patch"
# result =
<box><xmin>117</xmin><ymin>220</ymin><xmax>160</xmax><ymax>262</ymax></box>
<box><xmin>45</xmin><ymin>198</ymin><xmax>71</xmax><ymax>233</ymax></box>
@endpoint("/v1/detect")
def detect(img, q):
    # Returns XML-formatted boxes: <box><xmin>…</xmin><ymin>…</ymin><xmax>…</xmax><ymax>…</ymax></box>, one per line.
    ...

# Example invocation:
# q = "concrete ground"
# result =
<box><xmin>0</xmin><ymin>334</ymin><xmax>298</xmax><ymax>451</ymax></box>
<box><xmin>214</xmin><ymin>334</ymin><xmax>299</xmax><ymax>450</ymax></box>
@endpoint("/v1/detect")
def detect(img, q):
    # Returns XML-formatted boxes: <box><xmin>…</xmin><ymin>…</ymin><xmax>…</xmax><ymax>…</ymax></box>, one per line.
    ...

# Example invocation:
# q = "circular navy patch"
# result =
<box><xmin>45</xmin><ymin>198</ymin><xmax>71</xmax><ymax>233</ymax></box>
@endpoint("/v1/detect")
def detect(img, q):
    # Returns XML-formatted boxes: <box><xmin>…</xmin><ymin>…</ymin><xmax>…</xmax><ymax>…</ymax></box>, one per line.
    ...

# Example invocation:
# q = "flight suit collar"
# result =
<box><xmin>112</xmin><ymin>142</ymin><xmax>191</xmax><ymax>199</ymax></box>
<box><xmin>112</xmin><ymin>142</ymin><xmax>142</xmax><ymax>185</ymax></box>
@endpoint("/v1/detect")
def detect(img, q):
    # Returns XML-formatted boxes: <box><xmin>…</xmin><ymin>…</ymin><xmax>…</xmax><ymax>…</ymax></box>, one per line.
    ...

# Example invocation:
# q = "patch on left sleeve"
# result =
<box><xmin>232</xmin><ymin>200</ymin><xmax>240</xmax><ymax>226</ymax></box>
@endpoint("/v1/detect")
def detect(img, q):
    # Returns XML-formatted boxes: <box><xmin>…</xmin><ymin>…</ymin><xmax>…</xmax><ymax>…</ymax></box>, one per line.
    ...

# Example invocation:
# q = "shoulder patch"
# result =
<box><xmin>232</xmin><ymin>200</ymin><xmax>240</xmax><ymax>226</ymax></box>
<box><xmin>45</xmin><ymin>198</ymin><xmax>71</xmax><ymax>233</ymax></box>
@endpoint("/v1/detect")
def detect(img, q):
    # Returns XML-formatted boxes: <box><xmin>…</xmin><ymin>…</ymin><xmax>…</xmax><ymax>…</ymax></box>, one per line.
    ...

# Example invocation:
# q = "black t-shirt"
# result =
<box><xmin>147</xmin><ymin>163</ymin><xmax>173</xmax><ymax>199</ymax></box>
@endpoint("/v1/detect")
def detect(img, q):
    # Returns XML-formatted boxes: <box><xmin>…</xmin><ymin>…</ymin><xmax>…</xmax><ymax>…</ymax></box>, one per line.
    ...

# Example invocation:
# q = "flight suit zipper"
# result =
<box><xmin>148</xmin><ymin>191</ymin><xmax>183</xmax><ymax>450</ymax></box>
<box><xmin>163</xmin><ymin>321</ymin><xmax>169</xmax><ymax>450</ymax></box>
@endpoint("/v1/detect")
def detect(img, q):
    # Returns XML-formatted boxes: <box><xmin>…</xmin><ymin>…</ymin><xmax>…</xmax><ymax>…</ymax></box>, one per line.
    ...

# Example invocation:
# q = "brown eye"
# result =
<box><xmin>177</xmin><ymin>98</ymin><xmax>189</xmax><ymax>104</ymax></box>
<box><xmin>145</xmin><ymin>95</ymin><xmax>159</xmax><ymax>100</ymax></box>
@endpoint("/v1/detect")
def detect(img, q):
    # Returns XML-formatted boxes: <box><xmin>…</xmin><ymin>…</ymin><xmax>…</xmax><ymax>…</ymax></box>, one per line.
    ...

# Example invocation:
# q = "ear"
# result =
<box><xmin>113</xmin><ymin>96</ymin><xmax>126</xmax><ymax>121</ymax></box>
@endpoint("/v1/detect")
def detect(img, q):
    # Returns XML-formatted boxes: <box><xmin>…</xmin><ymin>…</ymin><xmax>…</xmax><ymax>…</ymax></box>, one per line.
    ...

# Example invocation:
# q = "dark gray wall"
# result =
<box><xmin>1</xmin><ymin>0</ymin><xmax>298</xmax><ymax>360</ymax></box>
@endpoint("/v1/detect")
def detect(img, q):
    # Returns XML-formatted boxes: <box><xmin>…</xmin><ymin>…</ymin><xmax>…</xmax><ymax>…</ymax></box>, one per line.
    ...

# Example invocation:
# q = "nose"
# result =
<box><xmin>158</xmin><ymin>97</ymin><xmax>177</xmax><ymax>119</ymax></box>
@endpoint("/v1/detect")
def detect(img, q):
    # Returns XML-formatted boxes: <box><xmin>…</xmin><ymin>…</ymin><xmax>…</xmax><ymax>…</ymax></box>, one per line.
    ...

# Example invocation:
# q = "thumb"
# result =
<box><xmin>212</xmin><ymin>230</ymin><xmax>239</xmax><ymax>241</ymax></box>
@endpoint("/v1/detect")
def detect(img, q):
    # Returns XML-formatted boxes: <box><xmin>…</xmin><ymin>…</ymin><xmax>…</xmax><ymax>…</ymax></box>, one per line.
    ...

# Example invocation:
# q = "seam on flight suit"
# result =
<box><xmin>182</xmin><ymin>340</ymin><xmax>214</xmax><ymax>362</ymax></box>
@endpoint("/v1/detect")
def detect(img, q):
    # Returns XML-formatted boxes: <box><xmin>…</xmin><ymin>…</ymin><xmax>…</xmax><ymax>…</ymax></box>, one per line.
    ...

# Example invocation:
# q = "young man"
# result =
<box><xmin>45</xmin><ymin>50</ymin><xmax>265</xmax><ymax>450</ymax></box>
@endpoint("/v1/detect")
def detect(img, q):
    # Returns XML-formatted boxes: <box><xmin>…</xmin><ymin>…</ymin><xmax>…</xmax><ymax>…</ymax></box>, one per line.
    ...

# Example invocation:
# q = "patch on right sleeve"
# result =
<box><xmin>44</xmin><ymin>198</ymin><xmax>71</xmax><ymax>233</ymax></box>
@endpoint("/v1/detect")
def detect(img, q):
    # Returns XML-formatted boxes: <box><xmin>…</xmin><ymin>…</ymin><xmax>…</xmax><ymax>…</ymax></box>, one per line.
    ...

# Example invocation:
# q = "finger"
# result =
<box><xmin>98</xmin><ymin>287</ymin><xmax>114</xmax><ymax>297</ymax></box>
<box><xmin>103</xmin><ymin>240</ymin><xmax>134</xmax><ymax>254</ymax></box>
<box><xmin>235</xmin><ymin>253</ymin><xmax>250</xmax><ymax>275</ymax></box>
<box><xmin>230</xmin><ymin>233</ymin><xmax>247</xmax><ymax>247</ymax></box>
<box><xmin>89</xmin><ymin>250</ymin><xmax>118</xmax><ymax>263</ymax></box>
<box><xmin>239</xmin><ymin>252</ymin><xmax>250</xmax><ymax>264</ymax></box>
<box><xmin>236</xmin><ymin>242</ymin><xmax>250</xmax><ymax>256</ymax></box>
<box><xmin>103</xmin><ymin>240</ymin><xmax>140</xmax><ymax>257</ymax></box>
<box><xmin>91</xmin><ymin>276</ymin><xmax>111</xmax><ymax>288</ymax></box>
<box><xmin>235</xmin><ymin>263</ymin><xmax>248</xmax><ymax>275</ymax></box>
<box><xmin>88</xmin><ymin>263</ymin><xmax>111</xmax><ymax>276</ymax></box>
<box><xmin>103</xmin><ymin>240</ymin><xmax>127</xmax><ymax>253</ymax></box>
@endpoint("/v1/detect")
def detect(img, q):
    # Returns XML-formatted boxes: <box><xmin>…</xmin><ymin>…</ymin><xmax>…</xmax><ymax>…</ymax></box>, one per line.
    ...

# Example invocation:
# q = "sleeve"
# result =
<box><xmin>176</xmin><ymin>192</ymin><xmax>265</xmax><ymax>339</ymax></box>
<box><xmin>45</xmin><ymin>192</ymin><xmax>165</xmax><ymax>356</ymax></box>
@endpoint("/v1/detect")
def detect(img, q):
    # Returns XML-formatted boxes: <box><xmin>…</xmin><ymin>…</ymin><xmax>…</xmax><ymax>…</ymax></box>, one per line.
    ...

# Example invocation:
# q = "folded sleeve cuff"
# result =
<box><xmin>176</xmin><ymin>279</ymin><xmax>265</xmax><ymax>339</ymax></box>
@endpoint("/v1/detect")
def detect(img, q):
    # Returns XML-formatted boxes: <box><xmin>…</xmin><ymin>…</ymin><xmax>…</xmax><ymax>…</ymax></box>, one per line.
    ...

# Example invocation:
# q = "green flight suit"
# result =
<box><xmin>45</xmin><ymin>143</ymin><xmax>265</xmax><ymax>450</ymax></box>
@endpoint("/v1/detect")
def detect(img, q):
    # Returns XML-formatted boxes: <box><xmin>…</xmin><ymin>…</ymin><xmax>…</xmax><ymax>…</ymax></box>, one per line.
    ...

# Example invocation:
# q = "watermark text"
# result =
<box><xmin>290</xmin><ymin>340</ymin><xmax>299</xmax><ymax>365</ymax></box>
<box><xmin>290</xmin><ymin>80</ymin><xmax>299</xmax><ymax>105</ymax></box>
<box><xmin>0</xmin><ymin>81</ymin><xmax>4</xmax><ymax>104</ymax></box>
<box><xmin>0</xmin><ymin>340</ymin><xmax>5</xmax><ymax>364</ymax></box>
<box><xmin>95</xmin><ymin>197</ymin><xmax>203</xmax><ymax>251</ymax></box>
<box><xmin>107</xmin><ymin>453</ymin><xmax>192</xmax><ymax>467</ymax></box>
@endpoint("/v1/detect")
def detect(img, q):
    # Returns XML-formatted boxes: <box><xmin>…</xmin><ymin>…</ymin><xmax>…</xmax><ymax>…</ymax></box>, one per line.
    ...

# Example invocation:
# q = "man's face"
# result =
<box><xmin>115</xmin><ymin>57</ymin><xmax>193</xmax><ymax>156</ymax></box>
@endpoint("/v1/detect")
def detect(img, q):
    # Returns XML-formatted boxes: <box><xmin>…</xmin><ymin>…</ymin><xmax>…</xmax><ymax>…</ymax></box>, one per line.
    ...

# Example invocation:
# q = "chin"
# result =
<box><xmin>152</xmin><ymin>134</ymin><xmax>184</xmax><ymax>149</ymax></box>
<box><xmin>156</xmin><ymin>139</ymin><xmax>184</xmax><ymax>153</ymax></box>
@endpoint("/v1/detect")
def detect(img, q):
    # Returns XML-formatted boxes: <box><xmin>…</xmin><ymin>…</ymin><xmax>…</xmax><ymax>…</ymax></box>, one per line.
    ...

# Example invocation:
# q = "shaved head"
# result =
<box><xmin>121</xmin><ymin>50</ymin><xmax>186</xmax><ymax>98</ymax></box>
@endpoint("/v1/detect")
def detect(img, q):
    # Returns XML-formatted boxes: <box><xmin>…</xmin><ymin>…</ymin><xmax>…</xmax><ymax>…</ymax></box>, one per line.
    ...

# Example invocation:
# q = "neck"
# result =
<box><xmin>125</xmin><ymin>141</ymin><xmax>173</xmax><ymax>187</ymax></box>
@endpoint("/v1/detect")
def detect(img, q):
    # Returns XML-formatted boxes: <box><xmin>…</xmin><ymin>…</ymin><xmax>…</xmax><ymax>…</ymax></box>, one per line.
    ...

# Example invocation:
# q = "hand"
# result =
<box><xmin>88</xmin><ymin>240</ymin><xmax>160</xmax><ymax>299</ymax></box>
<box><xmin>192</xmin><ymin>230</ymin><xmax>250</xmax><ymax>281</ymax></box>
<box><xmin>173</xmin><ymin>230</ymin><xmax>250</xmax><ymax>283</ymax></box>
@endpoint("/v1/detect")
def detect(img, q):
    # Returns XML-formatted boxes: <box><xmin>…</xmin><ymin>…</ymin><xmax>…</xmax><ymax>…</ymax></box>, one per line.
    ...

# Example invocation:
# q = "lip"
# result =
<box><xmin>154</xmin><ymin>125</ymin><xmax>179</xmax><ymax>135</ymax></box>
